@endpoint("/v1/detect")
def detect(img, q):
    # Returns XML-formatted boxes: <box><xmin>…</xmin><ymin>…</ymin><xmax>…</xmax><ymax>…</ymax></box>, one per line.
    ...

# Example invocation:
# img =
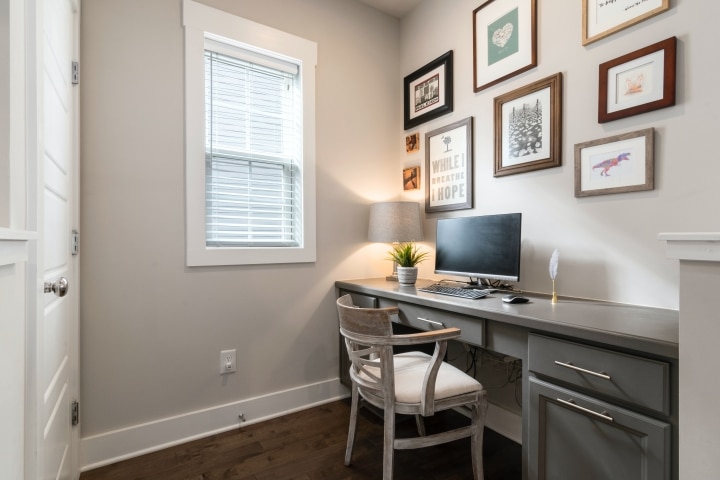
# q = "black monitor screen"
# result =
<box><xmin>434</xmin><ymin>213</ymin><xmax>522</xmax><ymax>283</ymax></box>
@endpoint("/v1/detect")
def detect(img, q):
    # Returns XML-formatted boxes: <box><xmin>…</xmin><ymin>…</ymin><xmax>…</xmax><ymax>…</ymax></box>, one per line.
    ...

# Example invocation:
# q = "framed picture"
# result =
<box><xmin>404</xmin><ymin>51</ymin><xmax>453</xmax><ymax>130</ymax></box>
<box><xmin>598</xmin><ymin>37</ymin><xmax>676</xmax><ymax>123</ymax></box>
<box><xmin>405</xmin><ymin>132</ymin><xmax>420</xmax><ymax>154</ymax></box>
<box><xmin>583</xmin><ymin>0</ymin><xmax>669</xmax><ymax>46</ymax></box>
<box><xmin>425</xmin><ymin>117</ymin><xmax>473</xmax><ymax>212</ymax></box>
<box><xmin>574</xmin><ymin>128</ymin><xmax>654</xmax><ymax>197</ymax></box>
<box><xmin>403</xmin><ymin>166</ymin><xmax>420</xmax><ymax>191</ymax></box>
<box><xmin>494</xmin><ymin>73</ymin><xmax>562</xmax><ymax>177</ymax></box>
<box><xmin>473</xmin><ymin>0</ymin><xmax>537</xmax><ymax>93</ymax></box>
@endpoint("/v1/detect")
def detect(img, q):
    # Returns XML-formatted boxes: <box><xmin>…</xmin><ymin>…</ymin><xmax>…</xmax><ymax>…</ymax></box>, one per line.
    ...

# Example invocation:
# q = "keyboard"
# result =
<box><xmin>419</xmin><ymin>284</ymin><xmax>489</xmax><ymax>300</ymax></box>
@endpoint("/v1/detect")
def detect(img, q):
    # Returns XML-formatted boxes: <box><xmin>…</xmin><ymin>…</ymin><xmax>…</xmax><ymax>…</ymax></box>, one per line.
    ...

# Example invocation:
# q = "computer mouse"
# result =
<box><xmin>502</xmin><ymin>294</ymin><xmax>529</xmax><ymax>304</ymax></box>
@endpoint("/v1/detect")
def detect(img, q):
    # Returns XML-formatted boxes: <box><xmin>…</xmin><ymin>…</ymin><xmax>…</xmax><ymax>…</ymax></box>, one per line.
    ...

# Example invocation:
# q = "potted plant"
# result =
<box><xmin>387</xmin><ymin>243</ymin><xmax>429</xmax><ymax>285</ymax></box>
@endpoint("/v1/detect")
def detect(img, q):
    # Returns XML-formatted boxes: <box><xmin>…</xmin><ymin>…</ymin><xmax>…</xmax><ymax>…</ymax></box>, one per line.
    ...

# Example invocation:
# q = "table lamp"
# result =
<box><xmin>368</xmin><ymin>201</ymin><xmax>424</xmax><ymax>281</ymax></box>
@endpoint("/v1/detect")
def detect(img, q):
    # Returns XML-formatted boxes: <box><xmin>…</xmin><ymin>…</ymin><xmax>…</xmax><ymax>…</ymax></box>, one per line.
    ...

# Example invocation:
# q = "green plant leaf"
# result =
<box><xmin>386</xmin><ymin>242</ymin><xmax>429</xmax><ymax>267</ymax></box>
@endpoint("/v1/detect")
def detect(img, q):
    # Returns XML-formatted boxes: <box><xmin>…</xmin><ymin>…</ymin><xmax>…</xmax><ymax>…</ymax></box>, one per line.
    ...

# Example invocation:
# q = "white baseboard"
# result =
<box><xmin>80</xmin><ymin>378</ymin><xmax>349</xmax><ymax>472</ymax></box>
<box><xmin>80</xmin><ymin>380</ymin><xmax>521</xmax><ymax>472</ymax></box>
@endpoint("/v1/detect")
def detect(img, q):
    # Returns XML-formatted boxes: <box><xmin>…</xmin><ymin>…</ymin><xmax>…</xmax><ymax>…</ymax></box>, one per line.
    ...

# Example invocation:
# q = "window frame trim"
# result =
<box><xmin>183</xmin><ymin>0</ymin><xmax>317</xmax><ymax>266</ymax></box>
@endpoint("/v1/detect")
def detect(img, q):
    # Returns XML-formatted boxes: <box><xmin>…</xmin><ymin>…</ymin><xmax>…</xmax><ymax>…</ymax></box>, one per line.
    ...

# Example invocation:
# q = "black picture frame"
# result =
<box><xmin>404</xmin><ymin>51</ymin><xmax>453</xmax><ymax>130</ymax></box>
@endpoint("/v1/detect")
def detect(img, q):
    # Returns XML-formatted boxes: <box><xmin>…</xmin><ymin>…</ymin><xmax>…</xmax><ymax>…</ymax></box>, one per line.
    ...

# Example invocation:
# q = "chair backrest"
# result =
<box><xmin>336</xmin><ymin>295</ymin><xmax>396</xmax><ymax>401</ymax></box>
<box><xmin>336</xmin><ymin>294</ymin><xmax>393</xmax><ymax>337</ymax></box>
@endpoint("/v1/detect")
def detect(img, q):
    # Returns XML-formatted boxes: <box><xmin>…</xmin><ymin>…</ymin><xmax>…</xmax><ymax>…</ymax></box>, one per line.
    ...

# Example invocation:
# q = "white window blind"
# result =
<box><xmin>204</xmin><ymin>44</ymin><xmax>302</xmax><ymax>247</ymax></box>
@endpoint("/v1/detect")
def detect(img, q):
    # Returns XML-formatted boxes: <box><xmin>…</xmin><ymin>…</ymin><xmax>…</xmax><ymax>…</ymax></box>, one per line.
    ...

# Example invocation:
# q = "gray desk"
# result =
<box><xmin>335</xmin><ymin>278</ymin><xmax>679</xmax><ymax>480</ymax></box>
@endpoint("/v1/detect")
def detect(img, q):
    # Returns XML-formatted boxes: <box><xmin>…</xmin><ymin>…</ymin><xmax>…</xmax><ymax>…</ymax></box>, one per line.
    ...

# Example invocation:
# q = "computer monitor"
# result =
<box><xmin>434</xmin><ymin>213</ymin><xmax>522</xmax><ymax>286</ymax></box>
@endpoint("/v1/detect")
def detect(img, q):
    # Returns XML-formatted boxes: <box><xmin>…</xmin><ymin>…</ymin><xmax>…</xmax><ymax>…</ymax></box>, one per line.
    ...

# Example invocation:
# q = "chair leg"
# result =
<box><xmin>414</xmin><ymin>414</ymin><xmax>426</xmax><ymax>436</ymax></box>
<box><xmin>470</xmin><ymin>394</ymin><xmax>489</xmax><ymax>480</ymax></box>
<box><xmin>345</xmin><ymin>383</ymin><xmax>360</xmax><ymax>466</ymax></box>
<box><xmin>383</xmin><ymin>403</ymin><xmax>396</xmax><ymax>480</ymax></box>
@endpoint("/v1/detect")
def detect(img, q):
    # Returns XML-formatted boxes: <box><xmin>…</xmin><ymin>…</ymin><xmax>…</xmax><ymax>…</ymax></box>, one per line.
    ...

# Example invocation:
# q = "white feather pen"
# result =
<box><xmin>549</xmin><ymin>249</ymin><xmax>559</xmax><ymax>280</ymax></box>
<box><xmin>549</xmin><ymin>249</ymin><xmax>559</xmax><ymax>303</ymax></box>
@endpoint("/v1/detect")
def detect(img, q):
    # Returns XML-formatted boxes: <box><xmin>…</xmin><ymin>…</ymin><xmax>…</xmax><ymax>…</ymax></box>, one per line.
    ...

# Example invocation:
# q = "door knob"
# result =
<box><xmin>44</xmin><ymin>277</ymin><xmax>69</xmax><ymax>297</ymax></box>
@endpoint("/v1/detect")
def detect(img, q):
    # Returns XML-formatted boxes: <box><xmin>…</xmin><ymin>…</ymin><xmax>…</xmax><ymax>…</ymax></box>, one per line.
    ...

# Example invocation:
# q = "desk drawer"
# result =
<box><xmin>529</xmin><ymin>334</ymin><xmax>669</xmax><ymax>414</ymax></box>
<box><xmin>397</xmin><ymin>302</ymin><xmax>485</xmax><ymax>347</ymax></box>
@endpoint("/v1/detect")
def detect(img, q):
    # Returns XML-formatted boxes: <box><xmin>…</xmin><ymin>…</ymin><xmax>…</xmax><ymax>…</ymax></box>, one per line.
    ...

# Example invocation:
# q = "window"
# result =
<box><xmin>183</xmin><ymin>0</ymin><xmax>317</xmax><ymax>266</ymax></box>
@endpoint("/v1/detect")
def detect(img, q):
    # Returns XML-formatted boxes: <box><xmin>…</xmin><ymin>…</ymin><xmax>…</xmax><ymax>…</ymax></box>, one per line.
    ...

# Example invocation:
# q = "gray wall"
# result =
<box><xmin>80</xmin><ymin>0</ymin><xmax>400</xmax><ymax>437</ymax></box>
<box><xmin>403</xmin><ymin>0</ymin><xmax>719</xmax><ymax>309</ymax></box>
<box><xmin>80</xmin><ymin>0</ymin><xmax>715</xmax><ymax>460</ymax></box>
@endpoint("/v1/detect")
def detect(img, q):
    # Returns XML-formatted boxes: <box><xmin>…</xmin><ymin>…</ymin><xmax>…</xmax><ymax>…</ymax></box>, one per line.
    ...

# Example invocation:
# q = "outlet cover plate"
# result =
<box><xmin>220</xmin><ymin>349</ymin><xmax>236</xmax><ymax>374</ymax></box>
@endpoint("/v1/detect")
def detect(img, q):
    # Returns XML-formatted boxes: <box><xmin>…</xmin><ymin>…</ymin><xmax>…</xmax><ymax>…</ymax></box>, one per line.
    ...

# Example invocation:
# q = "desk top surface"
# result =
<box><xmin>336</xmin><ymin>278</ymin><xmax>679</xmax><ymax>359</ymax></box>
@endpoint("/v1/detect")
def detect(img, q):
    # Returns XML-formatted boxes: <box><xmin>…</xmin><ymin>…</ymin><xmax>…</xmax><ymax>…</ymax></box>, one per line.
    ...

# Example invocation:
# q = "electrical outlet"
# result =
<box><xmin>220</xmin><ymin>349</ymin><xmax>236</xmax><ymax>374</ymax></box>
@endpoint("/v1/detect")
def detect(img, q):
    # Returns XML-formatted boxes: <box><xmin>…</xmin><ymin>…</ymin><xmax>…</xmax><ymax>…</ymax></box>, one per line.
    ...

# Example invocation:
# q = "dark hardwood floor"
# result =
<box><xmin>80</xmin><ymin>399</ymin><xmax>521</xmax><ymax>479</ymax></box>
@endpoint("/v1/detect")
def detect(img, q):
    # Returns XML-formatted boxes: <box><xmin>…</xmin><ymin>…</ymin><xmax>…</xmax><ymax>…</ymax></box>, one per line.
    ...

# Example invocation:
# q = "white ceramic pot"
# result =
<box><xmin>396</xmin><ymin>266</ymin><xmax>419</xmax><ymax>285</ymax></box>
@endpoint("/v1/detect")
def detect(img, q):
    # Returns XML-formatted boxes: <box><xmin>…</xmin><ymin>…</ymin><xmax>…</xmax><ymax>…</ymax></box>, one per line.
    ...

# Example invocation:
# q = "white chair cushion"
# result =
<box><xmin>360</xmin><ymin>351</ymin><xmax>482</xmax><ymax>404</ymax></box>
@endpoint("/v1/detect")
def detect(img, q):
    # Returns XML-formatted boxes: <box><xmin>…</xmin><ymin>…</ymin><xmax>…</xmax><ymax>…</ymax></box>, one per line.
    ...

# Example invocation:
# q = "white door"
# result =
<box><xmin>30</xmin><ymin>0</ymin><xmax>81</xmax><ymax>478</ymax></box>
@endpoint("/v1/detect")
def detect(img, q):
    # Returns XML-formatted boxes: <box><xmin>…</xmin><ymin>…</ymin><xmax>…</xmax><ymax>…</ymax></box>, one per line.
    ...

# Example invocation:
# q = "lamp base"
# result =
<box><xmin>386</xmin><ymin>261</ymin><xmax>399</xmax><ymax>281</ymax></box>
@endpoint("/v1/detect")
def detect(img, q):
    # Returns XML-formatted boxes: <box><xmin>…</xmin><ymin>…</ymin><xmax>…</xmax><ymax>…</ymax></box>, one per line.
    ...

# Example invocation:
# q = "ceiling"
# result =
<box><xmin>356</xmin><ymin>0</ymin><xmax>423</xmax><ymax>18</ymax></box>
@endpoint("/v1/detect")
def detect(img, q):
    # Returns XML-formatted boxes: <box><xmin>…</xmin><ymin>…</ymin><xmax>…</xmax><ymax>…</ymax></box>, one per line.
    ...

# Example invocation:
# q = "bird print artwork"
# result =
<box><xmin>592</xmin><ymin>152</ymin><xmax>630</xmax><ymax>176</ymax></box>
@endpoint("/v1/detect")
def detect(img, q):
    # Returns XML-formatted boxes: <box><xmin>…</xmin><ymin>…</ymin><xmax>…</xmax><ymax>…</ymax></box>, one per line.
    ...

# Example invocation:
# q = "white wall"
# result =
<box><xmin>79</xmin><ymin>0</ymin><xmax>401</xmax><ymax>467</ymax></box>
<box><xmin>402</xmin><ymin>0</ymin><xmax>720</xmax><ymax>309</ymax></box>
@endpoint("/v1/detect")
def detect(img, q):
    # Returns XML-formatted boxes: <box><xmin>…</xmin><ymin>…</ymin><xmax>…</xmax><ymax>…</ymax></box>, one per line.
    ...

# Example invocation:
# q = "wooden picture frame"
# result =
<box><xmin>425</xmin><ymin>117</ymin><xmax>473</xmax><ymax>212</ymax></box>
<box><xmin>404</xmin><ymin>51</ymin><xmax>453</xmax><ymax>130</ymax></box>
<box><xmin>574</xmin><ymin>128</ymin><xmax>654</xmax><ymax>197</ymax></box>
<box><xmin>494</xmin><ymin>73</ymin><xmax>562</xmax><ymax>177</ymax></box>
<box><xmin>598</xmin><ymin>37</ymin><xmax>676</xmax><ymax>123</ymax></box>
<box><xmin>405</xmin><ymin>132</ymin><xmax>420</xmax><ymax>154</ymax></box>
<box><xmin>403</xmin><ymin>166</ymin><xmax>420</xmax><ymax>191</ymax></box>
<box><xmin>583</xmin><ymin>0</ymin><xmax>669</xmax><ymax>46</ymax></box>
<box><xmin>473</xmin><ymin>0</ymin><xmax>537</xmax><ymax>93</ymax></box>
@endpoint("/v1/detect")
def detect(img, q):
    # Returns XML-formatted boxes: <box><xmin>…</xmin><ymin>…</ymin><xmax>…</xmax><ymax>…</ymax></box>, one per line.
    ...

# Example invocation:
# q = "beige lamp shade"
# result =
<box><xmin>368</xmin><ymin>202</ymin><xmax>424</xmax><ymax>243</ymax></box>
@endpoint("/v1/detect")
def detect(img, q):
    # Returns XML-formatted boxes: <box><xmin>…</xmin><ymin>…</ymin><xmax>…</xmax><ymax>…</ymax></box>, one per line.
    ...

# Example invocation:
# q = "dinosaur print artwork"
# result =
<box><xmin>592</xmin><ymin>152</ymin><xmax>630</xmax><ymax>176</ymax></box>
<box><xmin>576</xmin><ymin>128</ymin><xmax>653</xmax><ymax>197</ymax></box>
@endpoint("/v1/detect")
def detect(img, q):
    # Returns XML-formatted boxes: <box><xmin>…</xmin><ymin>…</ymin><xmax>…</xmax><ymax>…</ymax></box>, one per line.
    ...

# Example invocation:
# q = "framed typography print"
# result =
<box><xmin>425</xmin><ymin>117</ymin><xmax>473</xmax><ymax>212</ymax></box>
<box><xmin>575</xmin><ymin>128</ymin><xmax>654</xmax><ymax>197</ymax></box>
<box><xmin>473</xmin><ymin>0</ymin><xmax>537</xmax><ymax>93</ymax></box>
<box><xmin>494</xmin><ymin>73</ymin><xmax>562</xmax><ymax>177</ymax></box>
<box><xmin>404</xmin><ymin>51</ymin><xmax>453</xmax><ymax>130</ymax></box>
<box><xmin>598</xmin><ymin>37</ymin><xmax>676</xmax><ymax>123</ymax></box>
<box><xmin>583</xmin><ymin>0</ymin><xmax>669</xmax><ymax>46</ymax></box>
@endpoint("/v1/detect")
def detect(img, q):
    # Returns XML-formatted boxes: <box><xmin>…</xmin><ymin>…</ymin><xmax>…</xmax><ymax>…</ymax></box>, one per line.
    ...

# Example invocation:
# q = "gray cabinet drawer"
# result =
<box><xmin>338</xmin><ymin>290</ymin><xmax>378</xmax><ymax>308</ymax></box>
<box><xmin>529</xmin><ymin>377</ymin><xmax>671</xmax><ymax>480</ymax></box>
<box><xmin>397</xmin><ymin>302</ymin><xmax>485</xmax><ymax>347</ymax></box>
<box><xmin>529</xmin><ymin>334</ymin><xmax>670</xmax><ymax>414</ymax></box>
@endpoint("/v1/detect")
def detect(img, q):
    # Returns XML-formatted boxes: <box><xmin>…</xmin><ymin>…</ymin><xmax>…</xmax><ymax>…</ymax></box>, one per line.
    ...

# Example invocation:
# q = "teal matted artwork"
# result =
<box><xmin>487</xmin><ymin>8</ymin><xmax>519</xmax><ymax>66</ymax></box>
<box><xmin>473</xmin><ymin>0</ymin><xmax>536</xmax><ymax>93</ymax></box>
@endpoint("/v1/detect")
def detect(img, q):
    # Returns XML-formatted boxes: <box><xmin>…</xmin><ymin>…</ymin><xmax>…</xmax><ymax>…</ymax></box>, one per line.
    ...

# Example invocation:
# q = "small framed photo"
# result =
<box><xmin>598</xmin><ymin>37</ymin><xmax>676</xmax><ymax>124</ymax></box>
<box><xmin>425</xmin><ymin>117</ymin><xmax>473</xmax><ymax>213</ymax></box>
<box><xmin>494</xmin><ymin>73</ymin><xmax>562</xmax><ymax>177</ymax></box>
<box><xmin>574</xmin><ymin>128</ymin><xmax>654</xmax><ymax>197</ymax></box>
<box><xmin>405</xmin><ymin>132</ymin><xmax>420</xmax><ymax>154</ymax></box>
<box><xmin>583</xmin><ymin>0</ymin><xmax>669</xmax><ymax>46</ymax></box>
<box><xmin>403</xmin><ymin>166</ymin><xmax>420</xmax><ymax>191</ymax></box>
<box><xmin>404</xmin><ymin>51</ymin><xmax>453</xmax><ymax>130</ymax></box>
<box><xmin>473</xmin><ymin>0</ymin><xmax>537</xmax><ymax>93</ymax></box>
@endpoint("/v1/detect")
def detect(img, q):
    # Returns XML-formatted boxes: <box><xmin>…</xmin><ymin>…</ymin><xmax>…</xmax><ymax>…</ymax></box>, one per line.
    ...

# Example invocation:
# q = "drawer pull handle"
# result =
<box><xmin>417</xmin><ymin>316</ymin><xmax>445</xmax><ymax>327</ymax></box>
<box><xmin>554</xmin><ymin>361</ymin><xmax>611</xmax><ymax>380</ymax></box>
<box><xmin>557</xmin><ymin>398</ymin><xmax>614</xmax><ymax>422</ymax></box>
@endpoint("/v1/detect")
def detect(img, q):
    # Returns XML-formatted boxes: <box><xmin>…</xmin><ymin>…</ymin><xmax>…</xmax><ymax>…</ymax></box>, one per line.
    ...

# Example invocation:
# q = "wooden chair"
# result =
<box><xmin>336</xmin><ymin>294</ymin><xmax>488</xmax><ymax>480</ymax></box>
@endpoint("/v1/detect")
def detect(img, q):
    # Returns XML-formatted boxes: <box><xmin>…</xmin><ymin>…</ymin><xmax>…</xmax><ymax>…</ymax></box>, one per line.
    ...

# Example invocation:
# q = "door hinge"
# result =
<box><xmin>72</xmin><ymin>61</ymin><xmax>79</xmax><ymax>85</ymax></box>
<box><xmin>71</xmin><ymin>230</ymin><xmax>79</xmax><ymax>255</ymax></box>
<box><xmin>71</xmin><ymin>401</ymin><xmax>80</xmax><ymax>427</ymax></box>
